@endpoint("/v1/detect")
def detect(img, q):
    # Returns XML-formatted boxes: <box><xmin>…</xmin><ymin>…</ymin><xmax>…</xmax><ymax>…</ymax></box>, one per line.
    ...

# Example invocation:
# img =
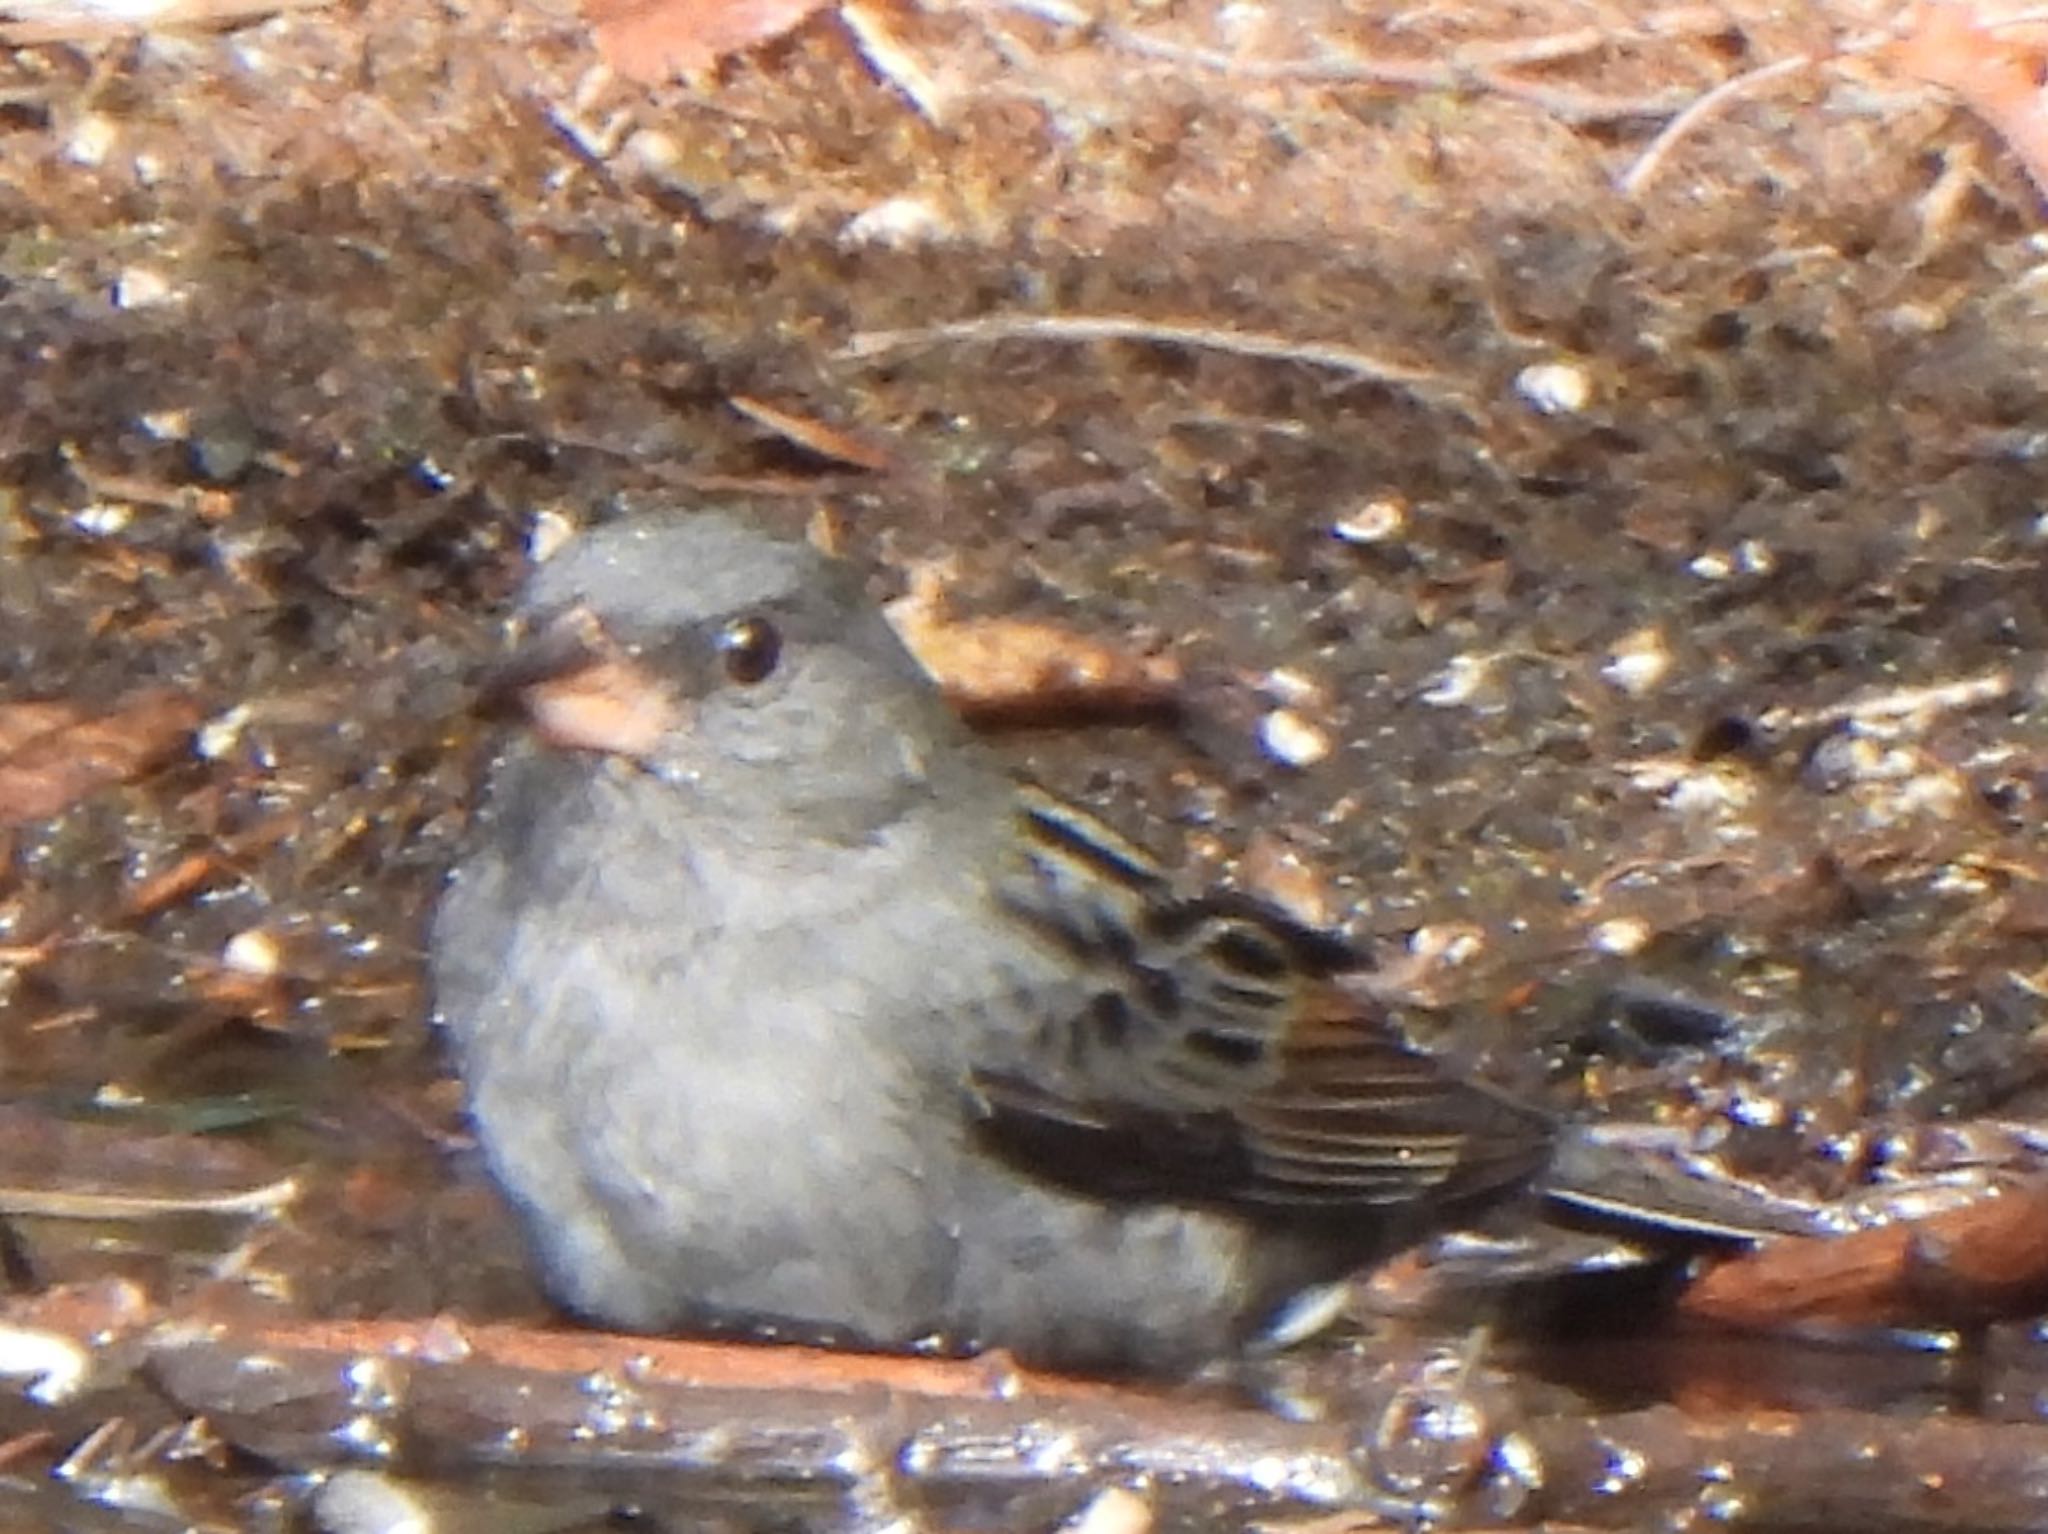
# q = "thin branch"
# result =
<box><xmin>987</xmin><ymin>3</ymin><xmax>1729</xmax><ymax>121</ymax></box>
<box><xmin>1618</xmin><ymin>52</ymin><xmax>1818</xmax><ymax>197</ymax></box>
<box><xmin>841</xmin><ymin>314</ymin><xmax>1446</xmax><ymax>390</ymax></box>
<box><xmin>1474</xmin><ymin>68</ymin><xmax>1694</xmax><ymax>123</ymax></box>
<box><xmin>1619</xmin><ymin>25</ymin><xmax>1906</xmax><ymax>199</ymax></box>
<box><xmin>0</xmin><ymin>0</ymin><xmax>326</xmax><ymax>42</ymax></box>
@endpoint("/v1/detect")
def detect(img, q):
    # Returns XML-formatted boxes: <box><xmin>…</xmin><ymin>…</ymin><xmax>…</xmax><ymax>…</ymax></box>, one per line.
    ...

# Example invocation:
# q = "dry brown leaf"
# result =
<box><xmin>1895</xmin><ymin>1</ymin><xmax>2048</xmax><ymax>198</ymax></box>
<box><xmin>0</xmin><ymin>701</ymin><xmax>79</xmax><ymax>759</ymax></box>
<box><xmin>0</xmin><ymin>690</ymin><xmax>202</xmax><ymax>827</ymax></box>
<box><xmin>582</xmin><ymin>0</ymin><xmax>832</xmax><ymax>84</ymax></box>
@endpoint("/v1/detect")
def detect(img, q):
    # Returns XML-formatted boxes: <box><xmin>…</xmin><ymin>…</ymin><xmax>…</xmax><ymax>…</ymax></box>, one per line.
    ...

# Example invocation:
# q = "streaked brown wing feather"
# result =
<box><xmin>1230</xmin><ymin>994</ymin><xmax>1555</xmax><ymax>1210</ymax></box>
<box><xmin>971</xmin><ymin>993</ymin><xmax>1552</xmax><ymax>1213</ymax></box>
<box><xmin>974</xmin><ymin>791</ymin><xmax>1555</xmax><ymax>1216</ymax></box>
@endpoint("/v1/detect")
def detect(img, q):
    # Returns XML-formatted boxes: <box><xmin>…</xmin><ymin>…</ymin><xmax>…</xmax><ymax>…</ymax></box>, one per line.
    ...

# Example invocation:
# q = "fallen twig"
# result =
<box><xmin>843</xmin><ymin>314</ymin><xmax>1447</xmax><ymax>392</ymax></box>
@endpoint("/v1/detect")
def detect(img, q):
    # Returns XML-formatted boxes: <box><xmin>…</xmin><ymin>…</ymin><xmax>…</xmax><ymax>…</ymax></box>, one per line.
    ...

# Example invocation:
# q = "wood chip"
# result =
<box><xmin>728</xmin><ymin>395</ymin><xmax>893</xmax><ymax>472</ymax></box>
<box><xmin>887</xmin><ymin>567</ymin><xmax>1180</xmax><ymax>725</ymax></box>
<box><xmin>1680</xmin><ymin>1178</ymin><xmax>2048</xmax><ymax>1330</ymax></box>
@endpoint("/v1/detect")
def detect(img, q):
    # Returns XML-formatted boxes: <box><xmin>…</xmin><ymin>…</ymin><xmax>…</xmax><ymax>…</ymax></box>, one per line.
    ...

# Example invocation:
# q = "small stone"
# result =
<box><xmin>195</xmin><ymin>704</ymin><xmax>251</xmax><ymax>761</ymax></box>
<box><xmin>1059</xmin><ymin>1485</ymin><xmax>1154</xmax><ymax>1534</ymax></box>
<box><xmin>70</xmin><ymin>503</ymin><xmax>131</xmax><ymax>537</ymax></box>
<box><xmin>1332</xmin><ymin>495</ymin><xmax>1409</xmax><ymax>545</ymax></box>
<box><xmin>1259</xmin><ymin>666</ymin><xmax>1323</xmax><ymax>706</ymax></box>
<box><xmin>1422</xmin><ymin>653</ymin><xmax>1495</xmax><ymax>708</ymax></box>
<box><xmin>1602</xmin><ymin>626</ymin><xmax>1671</xmax><ymax>697</ymax></box>
<box><xmin>622</xmin><ymin>128</ymin><xmax>680</xmax><ymax>175</ymax></box>
<box><xmin>1514</xmin><ymin>359</ymin><xmax>1594</xmax><ymax>415</ymax></box>
<box><xmin>63</xmin><ymin>113</ymin><xmax>118</xmax><ymax>168</ymax></box>
<box><xmin>528</xmin><ymin>508</ymin><xmax>578</xmax><ymax>564</ymax></box>
<box><xmin>843</xmin><ymin>195</ymin><xmax>952</xmax><ymax>248</ymax></box>
<box><xmin>1590</xmin><ymin>916</ymin><xmax>1651</xmax><ymax>955</ymax></box>
<box><xmin>111</xmin><ymin>268</ymin><xmax>178</xmax><ymax>310</ymax></box>
<box><xmin>1258</xmin><ymin>708</ymin><xmax>1330</xmax><ymax>769</ymax></box>
<box><xmin>222</xmin><ymin>929</ymin><xmax>281</xmax><ymax>978</ymax></box>
<box><xmin>1410</xmin><ymin>923</ymin><xmax>1484</xmax><ymax>967</ymax></box>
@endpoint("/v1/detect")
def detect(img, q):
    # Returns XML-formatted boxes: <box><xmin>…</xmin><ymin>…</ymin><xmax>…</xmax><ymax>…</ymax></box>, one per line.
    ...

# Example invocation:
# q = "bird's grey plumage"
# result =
<box><xmin>432</xmin><ymin>512</ymin><xmax>1554</xmax><ymax>1373</ymax></box>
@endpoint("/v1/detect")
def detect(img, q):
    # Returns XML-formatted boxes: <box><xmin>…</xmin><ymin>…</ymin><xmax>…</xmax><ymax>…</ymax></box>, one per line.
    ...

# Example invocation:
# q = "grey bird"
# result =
<box><xmin>429</xmin><ymin>512</ymin><xmax>1558</xmax><ymax>1376</ymax></box>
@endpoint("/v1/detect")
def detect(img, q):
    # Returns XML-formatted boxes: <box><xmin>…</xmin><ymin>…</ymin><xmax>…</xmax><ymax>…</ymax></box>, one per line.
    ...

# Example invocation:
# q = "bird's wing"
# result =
<box><xmin>969</xmin><ymin>791</ymin><xmax>1554</xmax><ymax>1217</ymax></box>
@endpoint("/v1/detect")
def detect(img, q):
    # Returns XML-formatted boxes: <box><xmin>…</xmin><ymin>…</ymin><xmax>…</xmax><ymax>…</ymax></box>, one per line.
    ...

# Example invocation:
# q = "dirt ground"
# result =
<box><xmin>0</xmin><ymin>0</ymin><xmax>2046</xmax><ymax>1529</ymax></box>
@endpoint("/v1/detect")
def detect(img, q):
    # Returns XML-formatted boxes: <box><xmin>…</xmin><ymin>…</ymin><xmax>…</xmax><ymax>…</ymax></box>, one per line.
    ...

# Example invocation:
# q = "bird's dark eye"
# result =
<box><xmin>716</xmin><ymin>616</ymin><xmax>782</xmax><ymax>685</ymax></box>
